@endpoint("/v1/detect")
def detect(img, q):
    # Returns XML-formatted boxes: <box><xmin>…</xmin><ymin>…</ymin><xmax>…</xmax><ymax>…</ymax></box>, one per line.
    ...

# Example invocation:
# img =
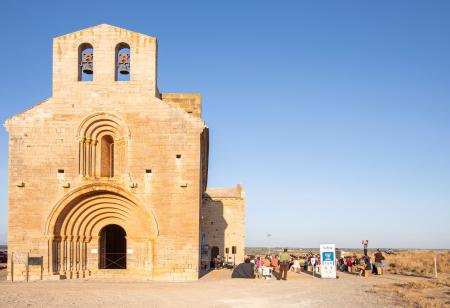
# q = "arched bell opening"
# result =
<box><xmin>99</xmin><ymin>224</ymin><xmax>127</xmax><ymax>269</ymax></box>
<box><xmin>115</xmin><ymin>42</ymin><xmax>130</xmax><ymax>81</ymax></box>
<box><xmin>78</xmin><ymin>43</ymin><xmax>94</xmax><ymax>81</ymax></box>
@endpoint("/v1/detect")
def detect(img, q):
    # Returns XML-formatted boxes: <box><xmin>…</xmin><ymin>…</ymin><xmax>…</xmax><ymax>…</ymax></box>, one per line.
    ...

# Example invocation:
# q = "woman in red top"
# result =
<box><xmin>345</xmin><ymin>257</ymin><xmax>353</xmax><ymax>272</ymax></box>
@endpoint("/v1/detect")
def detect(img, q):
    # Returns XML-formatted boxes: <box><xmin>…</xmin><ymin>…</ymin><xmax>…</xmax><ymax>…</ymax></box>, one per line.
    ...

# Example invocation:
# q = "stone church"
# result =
<box><xmin>4</xmin><ymin>24</ymin><xmax>245</xmax><ymax>281</ymax></box>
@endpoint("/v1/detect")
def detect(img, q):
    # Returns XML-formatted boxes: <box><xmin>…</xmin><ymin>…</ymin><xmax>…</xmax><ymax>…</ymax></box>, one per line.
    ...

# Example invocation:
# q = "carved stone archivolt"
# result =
<box><xmin>45</xmin><ymin>183</ymin><xmax>158</xmax><ymax>276</ymax></box>
<box><xmin>77</xmin><ymin>112</ymin><xmax>130</xmax><ymax>178</ymax></box>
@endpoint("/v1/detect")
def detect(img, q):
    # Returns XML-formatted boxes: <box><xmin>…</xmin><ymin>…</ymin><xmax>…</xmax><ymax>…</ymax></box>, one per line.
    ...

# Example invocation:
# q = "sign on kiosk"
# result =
<box><xmin>320</xmin><ymin>244</ymin><xmax>336</xmax><ymax>279</ymax></box>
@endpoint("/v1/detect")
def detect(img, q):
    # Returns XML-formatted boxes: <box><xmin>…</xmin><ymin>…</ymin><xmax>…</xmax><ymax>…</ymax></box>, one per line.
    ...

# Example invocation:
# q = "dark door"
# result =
<box><xmin>210</xmin><ymin>246</ymin><xmax>220</xmax><ymax>268</ymax></box>
<box><xmin>99</xmin><ymin>224</ymin><xmax>127</xmax><ymax>269</ymax></box>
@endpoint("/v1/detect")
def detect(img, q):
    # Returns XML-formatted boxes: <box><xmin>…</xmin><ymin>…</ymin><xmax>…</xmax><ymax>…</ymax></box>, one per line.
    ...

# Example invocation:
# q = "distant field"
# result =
<box><xmin>245</xmin><ymin>247</ymin><xmax>396</xmax><ymax>256</ymax></box>
<box><xmin>246</xmin><ymin>248</ymin><xmax>450</xmax><ymax>276</ymax></box>
<box><xmin>385</xmin><ymin>250</ymin><xmax>450</xmax><ymax>276</ymax></box>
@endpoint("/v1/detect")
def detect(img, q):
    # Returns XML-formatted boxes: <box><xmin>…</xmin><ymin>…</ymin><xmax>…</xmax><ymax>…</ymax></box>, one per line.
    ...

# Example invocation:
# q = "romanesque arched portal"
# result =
<box><xmin>45</xmin><ymin>184</ymin><xmax>158</xmax><ymax>278</ymax></box>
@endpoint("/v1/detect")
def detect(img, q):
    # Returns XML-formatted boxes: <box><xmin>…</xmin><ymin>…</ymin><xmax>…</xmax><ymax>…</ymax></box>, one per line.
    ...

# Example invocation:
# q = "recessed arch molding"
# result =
<box><xmin>45</xmin><ymin>183</ymin><xmax>158</xmax><ymax>276</ymax></box>
<box><xmin>77</xmin><ymin>112</ymin><xmax>130</xmax><ymax>177</ymax></box>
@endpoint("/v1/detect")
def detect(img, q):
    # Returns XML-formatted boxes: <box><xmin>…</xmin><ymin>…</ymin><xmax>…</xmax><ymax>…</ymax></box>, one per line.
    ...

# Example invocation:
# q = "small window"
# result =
<box><xmin>145</xmin><ymin>169</ymin><xmax>152</xmax><ymax>174</ymax></box>
<box><xmin>176</xmin><ymin>154</ymin><xmax>181</xmax><ymax>159</ymax></box>
<box><xmin>78</xmin><ymin>43</ymin><xmax>94</xmax><ymax>81</ymax></box>
<box><xmin>57</xmin><ymin>169</ymin><xmax>65</xmax><ymax>174</ymax></box>
<box><xmin>100</xmin><ymin>135</ymin><xmax>114</xmax><ymax>177</ymax></box>
<box><xmin>115</xmin><ymin>43</ymin><xmax>130</xmax><ymax>81</ymax></box>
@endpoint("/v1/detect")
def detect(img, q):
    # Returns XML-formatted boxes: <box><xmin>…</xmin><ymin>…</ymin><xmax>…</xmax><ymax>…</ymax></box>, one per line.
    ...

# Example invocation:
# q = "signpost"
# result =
<box><xmin>11</xmin><ymin>253</ymin><xmax>43</xmax><ymax>282</ymax></box>
<box><xmin>28</xmin><ymin>256</ymin><xmax>44</xmax><ymax>281</ymax></box>
<box><xmin>320</xmin><ymin>244</ymin><xmax>337</xmax><ymax>279</ymax></box>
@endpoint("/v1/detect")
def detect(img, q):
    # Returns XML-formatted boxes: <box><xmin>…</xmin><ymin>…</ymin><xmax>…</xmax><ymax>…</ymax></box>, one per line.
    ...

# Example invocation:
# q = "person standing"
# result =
<box><xmin>257</xmin><ymin>256</ymin><xmax>264</xmax><ymax>278</ymax></box>
<box><xmin>374</xmin><ymin>249</ymin><xmax>385</xmax><ymax>275</ymax></box>
<box><xmin>278</xmin><ymin>249</ymin><xmax>290</xmax><ymax>280</ymax></box>
<box><xmin>272</xmin><ymin>255</ymin><xmax>279</xmax><ymax>271</ymax></box>
<box><xmin>299</xmin><ymin>257</ymin><xmax>305</xmax><ymax>271</ymax></box>
<box><xmin>291</xmin><ymin>257</ymin><xmax>301</xmax><ymax>273</ymax></box>
<box><xmin>263</xmin><ymin>255</ymin><xmax>271</xmax><ymax>267</ymax></box>
<box><xmin>362</xmin><ymin>240</ymin><xmax>369</xmax><ymax>256</ymax></box>
<box><xmin>345</xmin><ymin>257</ymin><xmax>353</xmax><ymax>272</ymax></box>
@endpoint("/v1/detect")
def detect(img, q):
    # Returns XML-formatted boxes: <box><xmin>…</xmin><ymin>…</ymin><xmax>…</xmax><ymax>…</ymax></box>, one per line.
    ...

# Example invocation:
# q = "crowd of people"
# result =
<box><xmin>248</xmin><ymin>250</ymin><xmax>324</xmax><ymax>280</ymax></box>
<box><xmin>230</xmin><ymin>248</ymin><xmax>387</xmax><ymax>280</ymax></box>
<box><xmin>336</xmin><ymin>249</ymin><xmax>386</xmax><ymax>276</ymax></box>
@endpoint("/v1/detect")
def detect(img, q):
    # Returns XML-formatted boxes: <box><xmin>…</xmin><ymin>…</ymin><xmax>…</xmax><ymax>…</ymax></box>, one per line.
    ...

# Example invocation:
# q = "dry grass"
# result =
<box><xmin>370</xmin><ymin>251</ymin><xmax>450</xmax><ymax>307</ymax></box>
<box><xmin>385</xmin><ymin>250</ymin><xmax>450</xmax><ymax>277</ymax></box>
<box><xmin>370</xmin><ymin>276</ymin><xmax>450</xmax><ymax>307</ymax></box>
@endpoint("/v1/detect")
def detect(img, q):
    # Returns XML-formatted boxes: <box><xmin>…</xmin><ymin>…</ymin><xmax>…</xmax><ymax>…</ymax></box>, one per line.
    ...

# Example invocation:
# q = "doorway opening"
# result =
<box><xmin>210</xmin><ymin>246</ymin><xmax>219</xmax><ymax>269</ymax></box>
<box><xmin>99</xmin><ymin>224</ymin><xmax>127</xmax><ymax>269</ymax></box>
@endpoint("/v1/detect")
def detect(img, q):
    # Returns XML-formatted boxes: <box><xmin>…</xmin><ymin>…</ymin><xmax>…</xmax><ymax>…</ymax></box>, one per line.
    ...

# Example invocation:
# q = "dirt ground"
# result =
<box><xmin>1</xmin><ymin>265</ymin><xmax>441</xmax><ymax>308</ymax></box>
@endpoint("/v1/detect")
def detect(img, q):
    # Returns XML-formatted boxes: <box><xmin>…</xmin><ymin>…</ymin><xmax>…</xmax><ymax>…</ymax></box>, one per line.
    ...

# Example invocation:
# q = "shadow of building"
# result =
<box><xmin>200</xmin><ymin>185</ymin><xmax>245</xmax><ymax>276</ymax></box>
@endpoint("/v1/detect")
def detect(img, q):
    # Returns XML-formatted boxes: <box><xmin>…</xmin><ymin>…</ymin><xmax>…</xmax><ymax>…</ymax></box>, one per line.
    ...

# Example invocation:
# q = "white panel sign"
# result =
<box><xmin>127</xmin><ymin>249</ymin><xmax>134</xmax><ymax>254</ymax></box>
<box><xmin>320</xmin><ymin>244</ymin><xmax>336</xmax><ymax>279</ymax></box>
<box><xmin>90</xmin><ymin>249</ymin><xmax>98</xmax><ymax>254</ymax></box>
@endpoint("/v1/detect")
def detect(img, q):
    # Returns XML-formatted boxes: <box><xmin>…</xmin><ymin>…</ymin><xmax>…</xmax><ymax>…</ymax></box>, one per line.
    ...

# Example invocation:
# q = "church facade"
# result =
<box><xmin>4</xmin><ymin>24</ymin><xmax>245</xmax><ymax>281</ymax></box>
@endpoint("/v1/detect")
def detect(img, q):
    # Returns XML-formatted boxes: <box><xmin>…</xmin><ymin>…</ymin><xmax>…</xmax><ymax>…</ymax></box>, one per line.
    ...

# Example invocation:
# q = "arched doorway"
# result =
<box><xmin>99</xmin><ymin>224</ymin><xmax>127</xmax><ymax>269</ymax></box>
<box><xmin>210</xmin><ymin>246</ymin><xmax>219</xmax><ymax>269</ymax></box>
<box><xmin>46</xmin><ymin>184</ymin><xmax>159</xmax><ymax>277</ymax></box>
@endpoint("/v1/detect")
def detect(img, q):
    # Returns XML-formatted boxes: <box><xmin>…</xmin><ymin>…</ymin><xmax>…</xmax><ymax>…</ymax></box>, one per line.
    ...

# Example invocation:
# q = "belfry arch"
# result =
<box><xmin>45</xmin><ymin>183</ymin><xmax>158</xmax><ymax>277</ymax></box>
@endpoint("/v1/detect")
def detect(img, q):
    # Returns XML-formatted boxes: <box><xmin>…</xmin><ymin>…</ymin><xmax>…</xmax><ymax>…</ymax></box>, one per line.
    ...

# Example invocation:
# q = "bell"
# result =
<box><xmin>118</xmin><ymin>53</ymin><xmax>130</xmax><ymax>75</ymax></box>
<box><xmin>82</xmin><ymin>62</ymin><xmax>93</xmax><ymax>74</ymax></box>
<box><xmin>81</xmin><ymin>52</ymin><xmax>93</xmax><ymax>74</ymax></box>
<box><xmin>119</xmin><ymin>64</ymin><xmax>129</xmax><ymax>75</ymax></box>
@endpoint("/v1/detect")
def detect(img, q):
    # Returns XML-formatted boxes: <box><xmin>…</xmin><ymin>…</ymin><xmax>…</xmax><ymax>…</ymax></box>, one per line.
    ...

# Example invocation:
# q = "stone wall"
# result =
<box><xmin>4</xmin><ymin>24</ymin><xmax>205</xmax><ymax>281</ymax></box>
<box><xmin>3</xmin><ymin>24</ymin><xmax>245</xmax><ymax>282</ymax></box>
<box><xmin>201</xmin><ymin>185</ymin><xmax>246</xmax><ymax>267</ymax></box>
<box><xmin>161</xmin><ymin>94</ymin><xmax>202</xmax><ymax>118</ymax></box>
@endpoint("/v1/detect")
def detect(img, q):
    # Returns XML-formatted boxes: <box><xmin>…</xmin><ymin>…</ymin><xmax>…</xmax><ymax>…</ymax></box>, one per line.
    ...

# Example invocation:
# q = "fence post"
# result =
<box><xmin>434</xmin><ymin>255</ymin><xmax>438</xmax><ymax>279</ymax></box>
<box><xmin>26</xmin><ymin>252</ymin><xmax>29</xmax><ymax>283</ymax></box>
<box><xmin>41</xmin><ymin>256</ymin><xmax>44</xmax><ymax>280</ymax></box>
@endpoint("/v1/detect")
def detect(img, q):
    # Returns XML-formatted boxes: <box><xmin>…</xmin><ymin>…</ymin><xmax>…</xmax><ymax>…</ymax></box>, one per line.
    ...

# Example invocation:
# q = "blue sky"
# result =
<box><xmin>1</xmin><ymin>0</ymin><xmax>449</xmax><ymax>248</ymax></box>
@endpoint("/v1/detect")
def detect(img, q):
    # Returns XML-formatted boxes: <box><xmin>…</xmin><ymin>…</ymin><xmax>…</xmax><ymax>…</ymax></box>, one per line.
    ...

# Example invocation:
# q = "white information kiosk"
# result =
<box><xmin>320</xmin><ymin>244</ymin><xmax>337</xmax><ymax>279</ymax></box>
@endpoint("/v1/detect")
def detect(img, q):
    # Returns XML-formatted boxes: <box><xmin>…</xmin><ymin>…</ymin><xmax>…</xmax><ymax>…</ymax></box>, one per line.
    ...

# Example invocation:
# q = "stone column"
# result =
<box><xmin>92</xmin><ymin>140</ymin><xmax>98</xmax><ymax>177</ymax></box>
<box><xmin>82</xmin><ymin>139</ymin><xmax>86</xmax><ymax>176</ymax></box>
<box><xmin>61</xmin><ymin>236</ymin><xmax>67</xmax><ymax>276</ymax></box>
<box><xmin>86</xmin><ymin>139</ymin><xmax>92</xmax><ymax>176</ymax></box>
<box><xmin>75</xmin><ymin>238</ymin><xmax>80</xmax><ymax>278</ymax></box>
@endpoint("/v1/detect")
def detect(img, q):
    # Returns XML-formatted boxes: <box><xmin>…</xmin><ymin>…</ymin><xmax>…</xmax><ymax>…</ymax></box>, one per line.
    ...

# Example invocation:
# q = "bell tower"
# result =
<box><xmin>52</xmin><ymin>24</ymin><xmax>158</xmax><ymax>98</ymax></box>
